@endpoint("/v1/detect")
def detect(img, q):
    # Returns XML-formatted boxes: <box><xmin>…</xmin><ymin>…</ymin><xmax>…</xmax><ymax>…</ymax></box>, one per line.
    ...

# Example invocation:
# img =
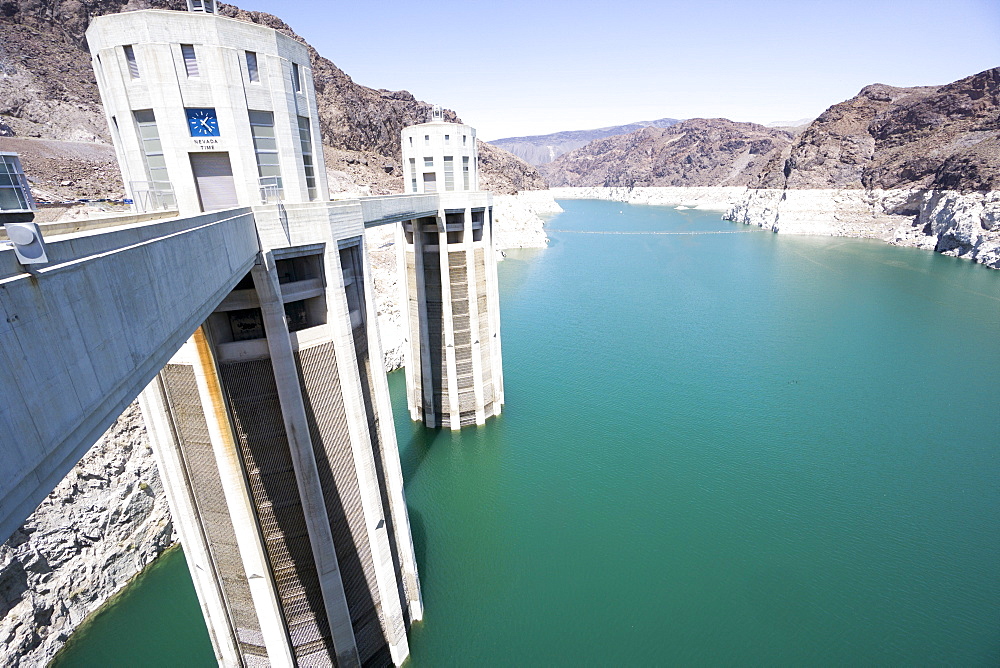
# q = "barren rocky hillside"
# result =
<box><xmin>540</xmin><ymin>118</ymin><xmax>794</xmax><ymax>188</ymax></box>
<box><xmin>0</xmin><ymin>0</ymin><xmax>544</xmax><ymax>198</ymax></box>
<box><xmin>543</xmin><ymin>68</ymin><xmax>999</xmax><ymax>195</ymax></box>
<box><xmin>775</xmin><ymin>68</ymin><xmax>1000</xmax><ymax>192</ymax></box>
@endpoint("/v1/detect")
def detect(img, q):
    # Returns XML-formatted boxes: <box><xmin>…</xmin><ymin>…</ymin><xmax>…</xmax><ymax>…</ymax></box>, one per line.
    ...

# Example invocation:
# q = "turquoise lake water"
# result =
<box><xmin>53</xmin><ymin>199</ymin><xmax>1000</xmax><ymax>666</ymax></box>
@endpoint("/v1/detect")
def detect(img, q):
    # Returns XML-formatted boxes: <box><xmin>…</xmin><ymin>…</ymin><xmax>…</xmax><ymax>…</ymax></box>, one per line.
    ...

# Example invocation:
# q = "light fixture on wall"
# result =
<box><xmin>6</xmin><ymin>222</ymin><xmax>48</xmax><ymax>265</ymax></box>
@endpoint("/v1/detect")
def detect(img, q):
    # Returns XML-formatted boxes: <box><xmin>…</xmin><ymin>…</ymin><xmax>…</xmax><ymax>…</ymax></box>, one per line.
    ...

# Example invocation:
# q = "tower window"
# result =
<box><xmin>463</xmin><ymin>134</ymin><xmax>467</xmax><ymax>146</ymax></box>
<box><xmin>463</xmin><ymin>156</ymin><xmax>470</xmax><ymax>190</ymax></box>
<box><xmin>246</xmin><ymin>51</ymin><xmax>259</xmax><ymax>82</ymax></box>
<box><xmin>275</xmin><ymin>254</ymin><xmax>320</xmax><ymax>283</ymax></box>
<box><xmin>409</xmin><ymin>158</ymin><xmax>417</xmax><ymax>193</ymax></box>
<box><xmin>339</xmin><ymin>244</ymin><xmax>367</xmax><ymax>331</ymax></box>
<box><xmin>229</xmin><ymin>308</ymin><xmax>265</xmax><ymax>341</ymax></box>
<box><xmin>284</xmin><ymin>300</ymin><xmax>309</xmax><ymax>332</ymax></box>
<box><xmin>292</xmin><ymin>63</ymin><xmax>302</xmax><ymax>93</ymax></box>
<box><xmin>298</xmin><ymin>116</ymin><xmax>317</xmax><ymax>200</ymax></box>
<box><xmin>444</xmin><ymin>134</ymin><xmax>450</xmax><ymax>144</ymax></box>
<box><xmin>422</xmin><ymin>173</ymin><xmax>437</xmax><ymax>193</ymax></box>
<box><xmin>134</xmin><ymin>110</ymin><xmax>169</xmax><ymax>186</ymax></box>
<box><xmin>424</xmin><ymin>156</ymin><xmax>433</xmax><ymax>168</ymax></box>
<box><xmin>249</xmin><ymin>110</ymin><xmax>281</xmax><ymax>192</ymax></box>
<box><xmin>181</xmin><ymin>44</ymin><xmax>199</xmax><ymax>77</ymax></box>
<box><xmin>123</xmin><ymin>45</ymin><xmax>139</xmax><ymax>79</ymax></box>
<box><xmin>424</xmin><ymin>134</ymin><xmax>429</xmax><ymax>145</ymax></box>
<box><xmin>444</xmin><ymin>156</ymin><xmax>454</xmax><ymax>191</ymax></box>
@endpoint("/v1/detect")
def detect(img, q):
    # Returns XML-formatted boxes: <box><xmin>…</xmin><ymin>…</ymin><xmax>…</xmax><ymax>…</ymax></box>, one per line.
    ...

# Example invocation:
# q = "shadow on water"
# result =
<box><xmin>398</xmin><ymin>422</ymin><xmax>451</xmax><ymax>483</ymax></box>
<box><xmin>405</xmin><ymin>506</ymin><xmax>428</xmax><ymax>590</ymax></box>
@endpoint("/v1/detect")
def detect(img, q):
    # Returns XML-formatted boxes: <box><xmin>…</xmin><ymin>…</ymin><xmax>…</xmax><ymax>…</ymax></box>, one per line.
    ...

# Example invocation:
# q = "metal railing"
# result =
<box><xmin>258</xmin><ymin>176</ymin><xmax>283</xmax><ymax>205</ymax></box>
<box><xmin>129</xmin><ymin>181</ymin><xmax>176</xmax><ymax>213</ymax></box>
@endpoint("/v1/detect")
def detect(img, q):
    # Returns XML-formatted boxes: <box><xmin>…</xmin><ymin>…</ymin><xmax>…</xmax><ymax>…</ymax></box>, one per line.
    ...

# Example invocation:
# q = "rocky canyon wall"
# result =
<box><xmin>541</xmin><ymin>68</ymin><xmax>1000</xmax><ymax>269</ymax></box>
<box><xmin>727</xmin><ymin>187</ymin><xmax>1000</xmax><ymax>267</ymax></box>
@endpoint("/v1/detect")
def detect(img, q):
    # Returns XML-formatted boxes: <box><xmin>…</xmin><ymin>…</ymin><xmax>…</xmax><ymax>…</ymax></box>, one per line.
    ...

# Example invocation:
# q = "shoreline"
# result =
<box><xmin>549</xmin><ymin>186</ymin><xmax>1000</xmax><ymax>270</ymax></box>
<box><xmin>0</xmin><ymin>403</ymin><xmax>173</xmax><ymax>667</ymax></box>
<box><xmin>47</xmin><ymin>543</ymin><xmax>187</xmax><ymax>665</ymax></box>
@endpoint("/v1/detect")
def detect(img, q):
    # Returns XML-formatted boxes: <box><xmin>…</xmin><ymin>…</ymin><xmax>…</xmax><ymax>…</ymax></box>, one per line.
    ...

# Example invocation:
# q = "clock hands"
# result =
<box><xmin>187</xmin><ymin>110</ymin><xmax>219</xmax><ymax>136</ymax></box>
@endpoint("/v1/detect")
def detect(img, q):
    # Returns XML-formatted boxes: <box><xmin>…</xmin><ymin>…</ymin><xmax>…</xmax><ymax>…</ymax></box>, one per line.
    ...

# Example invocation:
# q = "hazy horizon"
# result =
<box><xmin>175</xmin><ymin>0</ymin><xmax>1000</xmax><ymax>140</ymax></box>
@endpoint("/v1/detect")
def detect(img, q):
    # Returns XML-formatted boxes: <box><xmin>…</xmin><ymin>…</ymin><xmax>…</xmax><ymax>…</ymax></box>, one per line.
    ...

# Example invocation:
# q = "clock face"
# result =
<box><xmin>186</xmin><ymin>108</ymin><xmax>220</xmax><ymax>137</ymax></box>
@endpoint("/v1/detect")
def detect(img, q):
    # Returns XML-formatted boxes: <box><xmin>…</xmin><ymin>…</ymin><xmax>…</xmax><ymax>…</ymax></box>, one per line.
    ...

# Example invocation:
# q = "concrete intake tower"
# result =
<box><xmin>0</xmin><ymin>2</ymin><xmax>507</xmax><ymax>665</ymax></box>
<box><xmin>399</xmin><ymin>109</ymin><xmax>505</xmax><ymax>429</ymax></box>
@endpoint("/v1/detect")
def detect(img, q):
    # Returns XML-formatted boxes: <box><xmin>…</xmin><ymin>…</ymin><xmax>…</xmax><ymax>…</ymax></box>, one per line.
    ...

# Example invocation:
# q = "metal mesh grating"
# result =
<box><xmin>475</xmin><ymin>249</ymin><xmax>493</xmax><ymax>411</ymax></box>
<box><xmin>160</xmin><ymin>364</ymin><xmax>268</xmax><ymax>661</ymax></box>
<box><xmin>406</xmin><ymin>252</ymin><xmax>423</xmax><ymax>408</ymax></box>
<box><xmin>218</xmin><ymin>358</ymin><xmax>336</xmax><ymax>664</ymax></box>
<box><xmin>422</xmin><ymin>248</ymin><xmax>445</xmax><ymax>417</ymax></box>
<box><xmin>296</xmin><ymin>342</ymin><xmax>396</xmax><ymax>663</ymax></box>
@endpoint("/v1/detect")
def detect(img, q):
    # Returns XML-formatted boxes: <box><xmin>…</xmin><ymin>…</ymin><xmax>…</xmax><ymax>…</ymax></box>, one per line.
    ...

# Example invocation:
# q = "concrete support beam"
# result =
<box><xmin>189</xmin><ymin>326</ymin><xmax>296</xmax><ymax>668</ymax></box>
<box><xmin>323</xmin><ymin>241</ymin><xmax>410</xmax><ymax>665</ymax></box>
<box><xmin>359</xmin><ymin>230</ymin><xmax>424</xmax><ymax>622</ymax></box>
<box><xmin>411</xmin><ymin>220</ymin><xmax>436</xmax><ymax>427</ymax></box>
<box><xmin>485</xmin><ymin>205</ymin><xmax>505</xmax><ymax>408</ymax></box>
<box><xmin>138</xmin><ymin>371</ymin><xmax>243</xmax><ymax>668</ymax></box>
<box><xmin>0</xmin><ymin>208</ymin><xmax>258</xmax><ymax>545</ymax></box>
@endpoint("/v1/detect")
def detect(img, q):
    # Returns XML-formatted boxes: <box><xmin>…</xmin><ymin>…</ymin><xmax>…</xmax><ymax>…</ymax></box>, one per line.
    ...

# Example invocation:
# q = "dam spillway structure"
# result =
<box><xmin>86</xmin><ymin>6</ymin><xmax>421</xmax><ymax>666</ymax></box>
<box><xmin>0</xmin><ymin>1</ymin><xmax>506</xmax><ymax>663</ymax></box>
<box><xmin>399</xmin><ymin>108</ymin><xmax>505</xmax><ymax>429</ymax></box>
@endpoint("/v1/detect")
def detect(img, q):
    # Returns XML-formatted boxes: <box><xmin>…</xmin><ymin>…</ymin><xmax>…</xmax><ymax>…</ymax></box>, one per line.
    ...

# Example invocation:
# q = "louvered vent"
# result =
<box><xmin>181</xmin><ymin>44</ymin><xmax>199</xmax><ymax>76</ymax></box>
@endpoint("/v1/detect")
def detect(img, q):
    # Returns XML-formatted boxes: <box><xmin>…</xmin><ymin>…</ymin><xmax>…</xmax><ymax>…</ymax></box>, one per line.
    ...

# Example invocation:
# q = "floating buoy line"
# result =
<box><xmin>545</xmin><ymin>229</ymin><xmax>760</xmax><ymax>236</ymax></box>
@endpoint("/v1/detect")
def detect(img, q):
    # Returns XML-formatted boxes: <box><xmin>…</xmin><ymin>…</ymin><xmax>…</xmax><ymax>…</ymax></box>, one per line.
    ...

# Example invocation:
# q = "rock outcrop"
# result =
<box><xmin>0</xmin><ymin>22</ymin><xmax>109</xmax><ymax>144</ymax></box>
<box><xmin>540</xmin><ymin>119</ymin><xmax>794</xmax><ymax>189</ymax></box>
<box><xmin>477</xmin><ymin>141</ymin><xmax>549</xmax><ymax>194</ymax></box>
<box><xmin>725</xmin><ymin>67</ymin><xmax>1000</xmax><ymax>267</ymax></box>
<box><xmin>0</xmin><ymin>137</ymin><xmax>122</xmax><ymax>202</ymax></box>
<box><xmin>771</xmin><ymin>70</ymin><xmax>1000</xmax><ymax>192</ymax></box>
<box><xmin>727</xmin><ymin>187</ymin><xmax>1000</xmax><ymax>268</ymax></box>
<box><xmin>0</xmin><ymin>404</ymin><xmax>173</xmax><ymax>667</ymax></box>
<box><xmin>491</xmin><ymin>190</ymin><xmax>561</xmax><ymax>250</ymax></box>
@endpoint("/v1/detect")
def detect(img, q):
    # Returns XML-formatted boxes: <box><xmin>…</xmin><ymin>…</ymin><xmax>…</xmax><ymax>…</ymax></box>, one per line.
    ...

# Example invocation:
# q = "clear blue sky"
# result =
<box><xmin>240</xmin><ymin>0</ymin><xmax>1000</xmax><ymax>140</ymax></box>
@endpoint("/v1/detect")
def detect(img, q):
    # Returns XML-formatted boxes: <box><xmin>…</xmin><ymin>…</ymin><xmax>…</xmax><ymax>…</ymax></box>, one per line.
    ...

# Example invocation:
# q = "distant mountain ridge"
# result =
<box><xmin>489</xmin><ymin>118</ymin><xmax>680</xmax><ymax>166</ymax></box>
<box><xmin>538</xmin><ymin>68</ymin><xmax>999</xmax><ymax>194</ymax></box>
<box><xmin>539</xmin><ymin>118</ymin><xmax>794</xmax><ymax>188</ymax></box>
